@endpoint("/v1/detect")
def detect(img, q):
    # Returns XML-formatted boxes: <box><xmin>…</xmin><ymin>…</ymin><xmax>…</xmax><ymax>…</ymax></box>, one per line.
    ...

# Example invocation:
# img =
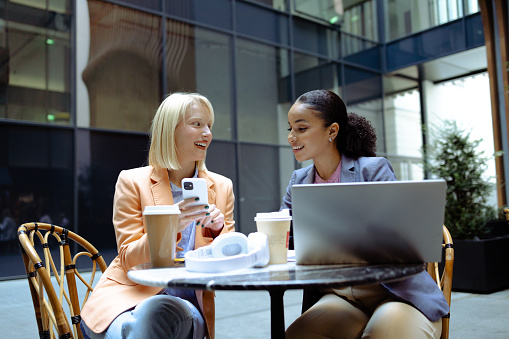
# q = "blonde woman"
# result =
<box><xmin>81</xmin><ymin>93</ymin><xmax>235</xmax><ymax>339</ymax></box>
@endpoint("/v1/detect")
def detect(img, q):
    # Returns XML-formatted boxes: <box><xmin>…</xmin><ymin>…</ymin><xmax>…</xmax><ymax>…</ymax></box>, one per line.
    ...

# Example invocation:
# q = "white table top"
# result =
<box><xmin>127</xmin><ymin>252</ymin><xmax>424</xmax><ymax>291</ymax></box>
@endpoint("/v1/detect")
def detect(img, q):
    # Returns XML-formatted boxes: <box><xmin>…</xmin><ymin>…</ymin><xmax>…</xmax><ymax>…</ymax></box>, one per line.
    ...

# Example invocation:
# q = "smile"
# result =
<box><xmin>292</xmin><ymin>146</ymin><xmax>304</xmax><ymax>150</ymax></box>
<box><xmin>195</xmin><ymin>142</ymin><xmax>207</xmax><ymax>148</ymax></box>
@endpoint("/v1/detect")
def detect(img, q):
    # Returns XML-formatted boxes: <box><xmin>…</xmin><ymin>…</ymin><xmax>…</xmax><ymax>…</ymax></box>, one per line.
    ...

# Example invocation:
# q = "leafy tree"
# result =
<box><xmin>427</xmin><ymin>121</ymin><xmax>496</xmax><ymax>239</ymax></box>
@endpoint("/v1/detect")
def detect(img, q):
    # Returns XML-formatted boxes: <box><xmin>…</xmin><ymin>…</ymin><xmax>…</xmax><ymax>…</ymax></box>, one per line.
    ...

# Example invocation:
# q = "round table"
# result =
<box><xmin>128</xmin><ymin>261</ymin><xmax>425</xmax><ymax>338</ymax></box>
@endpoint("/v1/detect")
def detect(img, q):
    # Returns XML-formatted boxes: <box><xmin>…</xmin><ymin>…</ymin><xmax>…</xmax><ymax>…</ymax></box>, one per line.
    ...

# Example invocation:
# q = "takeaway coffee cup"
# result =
<box><xmin>254</xmin><ymin>209</ymin><xmax>292</xmax><ymax>264</ymax></box>
<box><xmin>143</xmin><ymin>205</ymin><xmax>181</xmax><ymax>267</ymax></box>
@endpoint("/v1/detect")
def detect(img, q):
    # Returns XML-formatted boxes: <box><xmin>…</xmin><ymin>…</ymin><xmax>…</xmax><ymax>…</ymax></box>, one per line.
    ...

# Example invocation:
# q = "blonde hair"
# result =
<box><xmin>149</xmin><ymin>92</ymin><xmax>214</xmax><ymax>170</ymax></box>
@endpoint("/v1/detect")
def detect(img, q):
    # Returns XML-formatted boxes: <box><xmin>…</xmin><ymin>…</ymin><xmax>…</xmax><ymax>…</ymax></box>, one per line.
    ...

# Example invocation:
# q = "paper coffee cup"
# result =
<box><xmin>143</xmin><ymin>205</ymin><xmax>181</xmax><ymax>267</ymax></box>
<box><xmin>254</xmin><ymin>209</ymin><xmax>292</xmax><ymax>265</ymax></box>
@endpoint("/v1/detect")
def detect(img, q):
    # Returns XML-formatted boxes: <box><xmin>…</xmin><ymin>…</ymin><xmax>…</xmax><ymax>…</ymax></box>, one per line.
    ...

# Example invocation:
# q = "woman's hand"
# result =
<box><xmin>196</xmin><ymin>204</ymin><xmax>224</xmax><ymax>232</ymax></box>
<box><xmin>177</xmin><ymin>198</ymin><xmax>210</xmax><ymax>233</ymax></box>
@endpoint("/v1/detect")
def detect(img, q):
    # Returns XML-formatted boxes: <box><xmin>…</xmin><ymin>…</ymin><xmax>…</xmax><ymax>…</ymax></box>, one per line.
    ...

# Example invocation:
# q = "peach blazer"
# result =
<box><xmin>81</xmin><ymin>166</ymin><xmax>235</xmax><ymax>339</ymax></box>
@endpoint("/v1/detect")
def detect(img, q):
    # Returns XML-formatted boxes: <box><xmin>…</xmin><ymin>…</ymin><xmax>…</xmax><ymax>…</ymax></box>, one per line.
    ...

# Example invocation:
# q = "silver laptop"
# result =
<box><xmin>292</xmin><ymin>179</ymin><xmax>447</xmax><ymax>265</ymax></box>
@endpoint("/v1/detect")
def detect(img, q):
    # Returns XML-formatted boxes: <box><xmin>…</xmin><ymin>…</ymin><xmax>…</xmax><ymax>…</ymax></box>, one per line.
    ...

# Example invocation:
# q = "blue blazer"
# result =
<box><xmin>280</xmin><ymin>155</ymin><xmax>449</xmax><ymax>322</ymax></box>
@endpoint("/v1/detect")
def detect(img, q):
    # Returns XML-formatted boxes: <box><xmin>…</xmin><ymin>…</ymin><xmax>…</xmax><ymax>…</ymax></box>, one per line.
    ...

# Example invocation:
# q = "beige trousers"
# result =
<box><xmin>286</xmin><ymin>284</ymin><xmax>442</xmax><ymax>339</ymax></box>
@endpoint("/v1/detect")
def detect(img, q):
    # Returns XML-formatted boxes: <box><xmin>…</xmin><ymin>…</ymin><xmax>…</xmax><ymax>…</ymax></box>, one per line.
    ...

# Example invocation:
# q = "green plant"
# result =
<box><xmin>427</xmin><ymin>120</ymin><xmax>496</xmax><ymax>240</ymax></box>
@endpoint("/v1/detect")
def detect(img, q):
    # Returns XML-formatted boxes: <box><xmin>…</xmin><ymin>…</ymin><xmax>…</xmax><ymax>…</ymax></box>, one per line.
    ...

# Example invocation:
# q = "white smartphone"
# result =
<box><xmin>182</xmin><ymin>178</ymin><xmax>208</xmax><ymax>207</ymax></box>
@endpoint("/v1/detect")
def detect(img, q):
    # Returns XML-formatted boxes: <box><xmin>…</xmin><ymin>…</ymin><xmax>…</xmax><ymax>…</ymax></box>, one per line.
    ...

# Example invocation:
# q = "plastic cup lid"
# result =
<box><xmin>254</xmin><ymin>209</ymin><xmax>292</xmax><ymax>221</ymax></box>
<box><xmin>143</xmin><ymin>205</ymin><xmax>181</xmax><ymax>215</ymax></box>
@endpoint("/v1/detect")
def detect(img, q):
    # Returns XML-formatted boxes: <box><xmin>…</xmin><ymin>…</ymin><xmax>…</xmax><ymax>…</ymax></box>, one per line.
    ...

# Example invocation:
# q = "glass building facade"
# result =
<box><xmin>0</xmin><ymin>0</ymin><xmax>487</xmax><ymax>279</ymax></box>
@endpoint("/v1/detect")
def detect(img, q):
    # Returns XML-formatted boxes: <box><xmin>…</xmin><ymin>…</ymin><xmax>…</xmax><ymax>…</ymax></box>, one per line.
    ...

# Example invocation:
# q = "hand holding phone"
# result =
<box><xmin>182</xmin><ymin>178</ymin><xmax>208</xmax><ymax>207</ymax></box>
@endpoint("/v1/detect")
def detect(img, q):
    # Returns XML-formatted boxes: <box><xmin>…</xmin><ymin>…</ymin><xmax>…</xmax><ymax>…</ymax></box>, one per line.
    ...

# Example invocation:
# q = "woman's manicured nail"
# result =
<box><xmin>195</xmin><ymin>197</ymin><xmax>200</xmax><ymax>201</ymax></box>
<box><xmin>204</xmin><ymin>205</ymin><xmax>209</xmax><ymax>209</ymax></box>
<box><xmin>196</xmin><ymin>221</ymin><xmax>200</xmax><ymax>226</ymax></box>
<box><xmin>210</xmin><ymin>220</ymin><xmax>214</xmax><ymax>223</ymax></box>
<box><xmin>206</xmin><ymin>212</ymin><xmax>210</xmax><ymax>216</ymax></box>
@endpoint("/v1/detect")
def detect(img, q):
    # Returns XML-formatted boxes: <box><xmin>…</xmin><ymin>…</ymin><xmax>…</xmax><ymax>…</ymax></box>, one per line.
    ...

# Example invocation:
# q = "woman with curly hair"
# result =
<box><xmin>282</xmin><ymin>89</ymin><xmax>448</xmax><ymax>338</ymax></box>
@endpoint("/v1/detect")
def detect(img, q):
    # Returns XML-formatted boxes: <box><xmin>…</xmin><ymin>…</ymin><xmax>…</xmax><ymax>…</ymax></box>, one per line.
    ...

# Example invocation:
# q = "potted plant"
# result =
<box><xmin>427</xmin><ymin>120</ymin><xmax>509</xmax><ymax>293</ymax></box>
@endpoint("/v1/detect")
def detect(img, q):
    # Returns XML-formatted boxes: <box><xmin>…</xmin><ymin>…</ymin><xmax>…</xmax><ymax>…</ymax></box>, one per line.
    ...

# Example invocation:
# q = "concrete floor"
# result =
<box><xmin>2</xmin><ymin>272</ymin><xmax>508</xmax><ymax>338</ymax></box>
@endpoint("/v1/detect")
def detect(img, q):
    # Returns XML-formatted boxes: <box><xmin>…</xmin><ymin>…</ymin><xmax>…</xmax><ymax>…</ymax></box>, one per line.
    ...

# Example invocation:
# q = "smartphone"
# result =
<box><xmin>182</xmin><ymin>178</ymin><xmax>208</xmax><ymax>207</ymax></box>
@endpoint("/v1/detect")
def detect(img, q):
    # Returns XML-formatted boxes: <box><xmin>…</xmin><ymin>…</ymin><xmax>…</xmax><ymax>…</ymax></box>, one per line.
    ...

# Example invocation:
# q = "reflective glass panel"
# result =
<box><xmin>249</xmin><ymin>0</ymin><xmax>286</xmax><ymax>11</ymax></box>
<box><xmin>294</xmin><ymin>0</ymin><xmax>378</xmax><ymax>55</ymax></box>
<box><xmin>81</xmin><ymin>0</ymin><xmax>162</xmax><ymax>132</ymax></box>
<box><xmin>343</xmin><ymin>35</ymin><xmax>380</xmax><ymax>70</ymax></box>
<box><xmin>0</xmin><ymin>124</ymin><xmax>74</xmax><ymax>279</ymax></box>
<box><xmin>121</xmin><ymin>0</ymin><xmax>161</xmax><ymax>11</ymax></box>
<box><xmin>465</xmin><ymin>14</ymin><xmax>484</xmax><ymax>49</ymax></box>
<box><xmin>238</xmin><ymin>143</ymin><xmax>281</xmax><ymax>234</ymax></box>
<box><xmin>236</xmin><ymin>1</ymin><xmax>289</xmax><ymax>45</ymax></box>
<box><xmin>166</xmin><ymin>0</ymin><xmax>232</xmax><ymax>30</ymax></box>
<box><xmin>294</xmin><ymin>0</ymin><xmax>343</xmax><ymax>25</ymax></box>
<box><xmin>77</xmin><ymin>129</ymin><xmax>148</xmax><ymax>254</ymax></box>
<box><xmin>205</xmin><ymin>141</ymin><xmax>238</xmax><ymax>222</ymax></box>
<box><xmin>386</xmin><ymin>20</ymin><xmax>465</xmax><ymax>71</ymax></box>
<box><xmin>10</xmin><ymin>0</ymin><xmax>71</xmax><ymax>13</ymax></box>
<box><xmin>2</xmin><ymin>3</ymin><xmax>71</xmax><ymax>124</ymax></box>
<box><xmin>464</xmin><ymin>0</ymin><xmax>479</xmax><ymax>14</ymax></box>
<box><xmin>164</xmin><ymin>24</ymin><xmax>233</xmax><ymax>140</ymax></box>
<box><xmin>342</xmin><ymin>0</ymin><xmax>378</xmax><ymax>42</ymax></box>
<box><xmin>383</xmin><ymin>69</ymin><xmax>423</xmax><ymax>180</ymax></box>
<box><xmin>191</xmin><ymin>28</ymin><xmax>233</xmax><ymax>141</ymax></box>
<box><xmin>384</xmin><ymin>0</ymin><xmax>465</xmax><ymax>41</ymax></box>
<box><xmin>236</xmin><ymin>38</ymin><xmax>291</xmax><ymax>145</ymax></box>
<box><xmin>293</xmin><ymin>17</ymin><xmax>338</xmax><ymax>58</ymax></box>
<box><xmin>344</xmin><ymin>66</ymin><xmax>384</xmax><ymax>152</ymax></box>
<box><xmin>294</xmin><ymin>52</ymin><xmax>341</xmax><ymax>98</ymax></box>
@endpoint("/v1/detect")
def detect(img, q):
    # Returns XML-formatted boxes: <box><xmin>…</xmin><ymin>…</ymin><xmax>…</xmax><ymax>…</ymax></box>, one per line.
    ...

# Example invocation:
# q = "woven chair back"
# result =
<box><xmin>18</xmin><ymin>222</ymin><xmax>108</xmax><ymax>339</ymax></box>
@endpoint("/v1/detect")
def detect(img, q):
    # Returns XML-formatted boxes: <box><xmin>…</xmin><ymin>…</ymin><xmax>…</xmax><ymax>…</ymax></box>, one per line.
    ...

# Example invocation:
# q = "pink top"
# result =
<box><xmin>314</xmin><ymin>161</ymin><xmax>342</xmax><ymax>183</ymax></box>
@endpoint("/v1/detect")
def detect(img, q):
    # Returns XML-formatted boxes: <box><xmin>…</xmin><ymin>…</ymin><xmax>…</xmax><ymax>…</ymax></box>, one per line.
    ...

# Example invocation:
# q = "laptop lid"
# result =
<box><xmin>292</xmin><ymin>179</ymin><xmax>447</xmax><ymax>265</ymax></box>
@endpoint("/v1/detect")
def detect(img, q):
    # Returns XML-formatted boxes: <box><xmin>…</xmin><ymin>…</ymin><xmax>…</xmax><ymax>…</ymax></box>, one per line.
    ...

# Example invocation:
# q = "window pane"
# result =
<box><xmin>464</xmin><ymin>0</ymin><xmax>479</xmax><ymax>14</ymax></box>
<box><xmin>294</xmin><ymin>52</ymin><xmax>341</xmax><ymax>98</ymax></box>
<box><xmin>386</xmin><ymin>20</ymin><xmax>465</xmax><ymax>70</ymax></box>
<box><xmin>279</xmin><ymin>145</ymin><xmax>296</xmax><ymax>204</ymax></box>
<box><xmin>465</xmin><ymin>14</ymin><xmax>484</xmax><ymax>49</ymax></box>
<box><xmin>10</xmin><ymin>0</ymin><xmax>71</xmax><ymax>13</ymax></box>
<box><xmin>293</xmin><ymin>17</ymin><xmax>338</xmax><ymax>58</ymax></box>
<box><xmin>349</xmin><ymin>98</ymin><xmax>385</xmax><ymax>154</ymax></box>
<box><xmin>236</xmin><ymin>2</ymin><xmax>289</xmax><ymax>45</ymax></box>
<box><xmin>165</xmin><ymin>20</ymin><xmax>197</xmax><ymax>92</ymax></box>
<box><xmin>344</xmin><ymin>66</ymin><xmax>382</xmax><ymax>103</ymax></box>
<box><xmin>77</xmin><ymin>130</ymin><xmax>148</xmax><ymax>256</ymax></box>
<box><xmin>236</xmin><ymin>39</ymin><xmax>291</xmax><ymax>145</ymax></box>
<box><xmin>248</xmin><ymin>0</ymin><xmax>286</xmax><ymax>12</ymax></box>
<box><xmin>194</xmin><ymin>29</ymin><xmax>233</xmax><ymax>141</ymax></box>
<box><xmin>238</xmin><ymin>144</ymin><xmax>281</xmax><ymax>234</ymax></box>
<box><xmin>205</xmin><ymin>141</ymin><xmax>238</xmax><ymax>223</ymax></box>
<box><xmin>82</xmin><ymin>0</ymin><xmax>162</xmax><ymax>132</ymax></box>
<box><xmin>344</xmin><ymin>66</ymin><xmax>384</xmax><ymax>153</ymax></box>
<box><xmin>122</xmin><ymin>0</ymin><xmax>161</xmax><ymax>11</ymax></box>
<box><xmin>0</xmin><ymin>124</ymin><xmax>74</xmax><ymax>279</ymax></box>
<box><xmin>206</xmin><ymin>141</ymin><xmax>237</xmax><ymax>190</ymax></box>
<box><xmin>166</xmin><ymin>0</ymin><xmax>232</xmax><ymax>30</ymax></box>
<box><xmin>342</xmin><ymin>0</ymin><xmax>378</xmax><ymax>42</ymax></box>
<box><xmin>343</xmin><ymin>36</ymin><xmax>380</xmax><ymax>70</ymax></box>
<box><xmin>383</xmin><ymin>68</ymin><xmax>424</xmax><ymax>180</ymax></box>
<box><xmin>2</xmin><ymin>3</ymin><xmax>71</xmax><ymax>124</ymax></box>
<box><xmin>294</xmin><ymin>0</ymin><xmax>343</xmax><ymax>25</ymax></box>
<box><xmin>384</xmin><ymin>0</ymin><xmax>465</xmax><ymax>41</ymax></box>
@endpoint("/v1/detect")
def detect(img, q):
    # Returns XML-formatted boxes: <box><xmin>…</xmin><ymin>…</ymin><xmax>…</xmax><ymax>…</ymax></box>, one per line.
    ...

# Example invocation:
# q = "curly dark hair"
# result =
<box><xmin>296</xmin><ymin>89</ymin><xmax>377</xmax><ymax>158</ymax></box>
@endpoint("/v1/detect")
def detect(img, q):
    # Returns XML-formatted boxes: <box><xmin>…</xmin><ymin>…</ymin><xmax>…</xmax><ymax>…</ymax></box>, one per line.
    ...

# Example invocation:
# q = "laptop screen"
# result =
<box><xmin>291</xmin><ymin>179</ymin><xmax>446</xmax><ymax>265</ymax></box>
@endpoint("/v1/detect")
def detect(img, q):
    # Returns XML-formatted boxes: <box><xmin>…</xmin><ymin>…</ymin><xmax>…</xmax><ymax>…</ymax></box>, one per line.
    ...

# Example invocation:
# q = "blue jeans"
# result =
<box><xmin>81</xmin><ymin>294</ymin><xmax>206</xmax><ymax>339</ymax></box>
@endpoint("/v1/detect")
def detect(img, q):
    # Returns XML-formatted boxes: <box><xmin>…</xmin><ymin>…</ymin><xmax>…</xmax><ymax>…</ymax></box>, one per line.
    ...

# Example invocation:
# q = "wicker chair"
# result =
<box><xmin>18</xmin><ymin>222</ymin><xmax>108</xmax><ymax>339</ymax></box>
<box><xmin>426</xmin><ymin>225</ymin><xmax>454</xmax><ymax>339</ymax></box>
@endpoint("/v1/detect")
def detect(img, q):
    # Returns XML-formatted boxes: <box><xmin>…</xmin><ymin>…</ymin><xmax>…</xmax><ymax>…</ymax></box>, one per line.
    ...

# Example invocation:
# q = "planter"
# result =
<box><xmin>452</xmin><ymin>234</ymin><xmax>509</xmax><ymax>293</ymax></box>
